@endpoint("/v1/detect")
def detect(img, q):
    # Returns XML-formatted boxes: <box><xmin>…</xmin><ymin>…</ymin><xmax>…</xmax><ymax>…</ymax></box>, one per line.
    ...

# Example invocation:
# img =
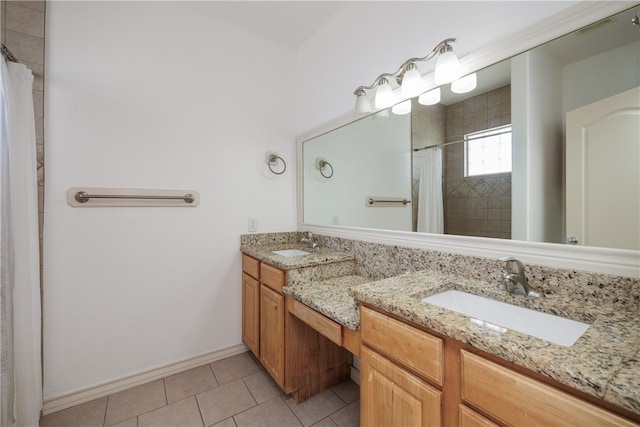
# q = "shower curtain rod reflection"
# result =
<box><xmin>413</xmin><ymin>129</ymin><xmax>512</xmax><ymax>152</ymax></box>
<box><xmin>1</xmin><ymin>44</ymin><xmax>18</xmax><ymax>63</ymax></box>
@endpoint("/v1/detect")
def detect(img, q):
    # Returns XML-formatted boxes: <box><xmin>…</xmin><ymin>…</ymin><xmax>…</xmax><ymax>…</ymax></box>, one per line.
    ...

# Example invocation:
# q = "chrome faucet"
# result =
<box><xmin>500</xmin><ymin>257</ymin><xmax>543</xmax><ymax>299</ymax></box>
<box><xmin>301</xmin><ymin>231</ymin><xmax>319</xmax><ymax>249</ymax></box>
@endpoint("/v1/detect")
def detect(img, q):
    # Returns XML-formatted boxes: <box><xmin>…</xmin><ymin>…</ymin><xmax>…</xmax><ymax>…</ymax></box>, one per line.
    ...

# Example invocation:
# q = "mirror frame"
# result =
<box><xmin>296</xmin><ymin>1</ymin><xmax>640</xmax><ymax>278</ymax></box>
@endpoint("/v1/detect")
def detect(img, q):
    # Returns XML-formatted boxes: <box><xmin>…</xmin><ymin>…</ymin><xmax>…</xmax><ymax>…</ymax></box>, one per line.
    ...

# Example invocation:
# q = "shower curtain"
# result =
<box><xmin>0</xmin><ymin>56</ymin><xmax>42</xmax><ymax>426</ymax></box>
<box><xmin>416</xmin><ymin>148</ymin><xmax>444</xmax><ymax>234</ymax></box>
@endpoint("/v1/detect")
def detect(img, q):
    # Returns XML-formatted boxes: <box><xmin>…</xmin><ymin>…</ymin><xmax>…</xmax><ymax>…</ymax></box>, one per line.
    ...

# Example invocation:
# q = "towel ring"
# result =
<box><xmin>267</xmin><ymin>154</ymin><xmax>286</xmax><ymax>175</ymax></box>
<box><xmin>318</xmin><ymin>160</ymin><xmax>334</xmax><ymax>178</ymax></box>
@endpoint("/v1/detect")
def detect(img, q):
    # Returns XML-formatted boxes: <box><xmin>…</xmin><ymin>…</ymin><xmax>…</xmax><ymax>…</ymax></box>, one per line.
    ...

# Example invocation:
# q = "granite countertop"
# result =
<box><xmin>283</xmin><ymin>275</ymin><xmax>370</xmax><ymax>330</ymax></box>
<box><xmin>349</xmin><ymin>270</ymin><xmax>640</xmax><ymax>416</ymax></box>
<box><xmin>241</xmin><ymin>238</ymin><xmax>639</xmax><ymax>415</ymax></box>
<box><xmin>240</xmin><ymin>243</ymin><xmax>354</xmax><ymax>270</ymax></box>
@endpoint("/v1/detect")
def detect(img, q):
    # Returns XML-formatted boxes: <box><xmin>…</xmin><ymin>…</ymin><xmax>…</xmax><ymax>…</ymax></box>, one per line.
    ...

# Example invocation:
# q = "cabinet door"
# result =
<box><xmin>260</xmin><ymin>284</ymin><xmax>285</xmax><ymax>389</ymax></box>
<box><xmin>361</xmin><ymin>346</ymin><xmax>442</xmax><ymax>427</ymax></box>
<box><xmin>242</xmin><ymin>273</ymin><xmax>260</xmax><ymax>357</ymax></box>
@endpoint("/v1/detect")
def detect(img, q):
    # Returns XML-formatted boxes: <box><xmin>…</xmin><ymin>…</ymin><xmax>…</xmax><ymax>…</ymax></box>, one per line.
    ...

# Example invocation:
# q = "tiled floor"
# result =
<box><xmin>40</xmin><ymin>352</ymin><xmax>360</xmax><ymax>427</ymax></box>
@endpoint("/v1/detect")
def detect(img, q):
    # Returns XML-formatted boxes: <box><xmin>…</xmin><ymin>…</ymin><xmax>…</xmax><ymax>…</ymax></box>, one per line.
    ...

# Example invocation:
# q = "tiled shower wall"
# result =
<box><xmin>444</xmin><ymin>85</ymin><xmax>512</xmax><ymax>239</ymax></box>
<box><xmin>0</xmin><ymin>0</ymin><xmax>46</xmax><ymax>278</ymax></box>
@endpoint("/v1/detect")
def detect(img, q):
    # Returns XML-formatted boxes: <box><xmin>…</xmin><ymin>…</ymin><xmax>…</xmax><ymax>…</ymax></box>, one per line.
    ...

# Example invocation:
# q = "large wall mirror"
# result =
<box><xmin>300</xmin><ymin>3</ymin><xmax>639</xmax><ymax>270</ymax></box>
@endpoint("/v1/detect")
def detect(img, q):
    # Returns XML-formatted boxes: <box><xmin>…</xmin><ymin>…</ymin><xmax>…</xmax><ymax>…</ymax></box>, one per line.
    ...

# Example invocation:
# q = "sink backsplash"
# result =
<box><xmin>241</xmin><ymin>232</ymin><xmax>639</xmax><ymax>312</ymax></box>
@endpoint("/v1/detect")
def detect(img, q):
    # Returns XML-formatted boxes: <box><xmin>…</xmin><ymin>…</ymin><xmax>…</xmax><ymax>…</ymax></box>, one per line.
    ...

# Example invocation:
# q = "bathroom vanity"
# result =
<box><xmin>240</xmin><ymin>234</ymin><xmax>359</xmax><ymax>402</ymax></box>
<box><xmin>359</xmin><ymin>305</ymin><xmax>637</xmax><ymax>426</ymax></box>
<box><xmin>241</xmin><ymin>232</ymin><xmax>640</xmax><ymax>425</ymax></box>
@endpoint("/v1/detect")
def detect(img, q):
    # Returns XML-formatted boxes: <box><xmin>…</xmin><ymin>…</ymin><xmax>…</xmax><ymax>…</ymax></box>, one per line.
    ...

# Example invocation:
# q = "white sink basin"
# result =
<box><xmin>422</xmin><ymin>290</ymin><xmax>590</xmax><ymax>346</ymax></box>
<box><xmin>272</xmin><ymin>249</ymin><xmax>311</xmax><ymax>257</ymax></box>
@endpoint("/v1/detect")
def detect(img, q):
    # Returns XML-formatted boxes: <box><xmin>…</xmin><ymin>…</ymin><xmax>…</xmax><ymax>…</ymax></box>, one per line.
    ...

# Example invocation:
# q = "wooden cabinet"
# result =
<box><xmin>361</xmin><ymin>346</ymin><xmax>442</xmax><ymax>427</ymax></box>
<box><xmin>360</xmin><ymin>306</ymin><xmax>443</xmax><ymax>427</ymax></box>
<box><xmin>359</xmin><ymin>304</ymin><xmax>639</xmax><ymax>427</ymax></box>
<box><xmin>461</xmin><ymin>350</ymin><xmax>638</xmax><ymax>427</ymax></box>
<box><xmin>241</xmin><ymin>253</ymin><xmax>351</xmax><ymax>401</ymax></box>
<box><xmin>242</xmin><ymin>254</ymin><xmax>289</xmax><ymax>390</ymax></box>
<box><xmin>241</xmin><ymin>272</ymin><xmax>259</xmax><ymax>356</ymax></box>
<box><xmin>259</xmin><ymin>284</ymin><xmax>285</xmax><ymax>388</ymax></box>
<box><xmin>361</xmin><ymin>306</ymin><xmax>443</xmax><ymax>386</ymax></box>
<box><xmin>459</xmin><ymin>405</ymin><xmax>499</xmax><ymax>427</ymax></box>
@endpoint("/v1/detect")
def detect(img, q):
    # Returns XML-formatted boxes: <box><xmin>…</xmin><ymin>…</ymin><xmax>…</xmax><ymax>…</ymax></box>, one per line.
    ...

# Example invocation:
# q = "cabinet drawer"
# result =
<box><xmin>261</xmin><ymin>263</ymin><xmax>285</xmax><ymax>293</ymax></box>
<box><xmin>291</xmin><ymin>299</ymin><xmax>342</xmax><ymax>346</ymax></box>
<box><xmin>461</xmin><ymin>350</ymin><xmax>637</xmax><ymax>427</ymax></box>
<box><xmin>459</xmin><ymin>404</ymin><xmax>499</xmax><ymax>427</ymax></box>
<box><xmin>242</xmin><ymin>254</ymin><xmax>260</xmax><ymax>279</ymax></box>
<box><xmin>361</xmin><ymin>306</ymin><xmax>443</xmax><ymax>386</ymax></box>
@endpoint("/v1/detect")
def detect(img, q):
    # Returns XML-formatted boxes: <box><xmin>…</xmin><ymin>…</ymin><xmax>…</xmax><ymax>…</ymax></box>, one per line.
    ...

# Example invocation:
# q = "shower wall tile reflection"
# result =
<box><xmin>445</xmin><ymin>85</ymin><xmax>512</xmax><ymax>239</ymax></box>
<box><xmin>412</xmin><ymin>85</ymin><xmax>511</xmax><ymax>238</ymax></box>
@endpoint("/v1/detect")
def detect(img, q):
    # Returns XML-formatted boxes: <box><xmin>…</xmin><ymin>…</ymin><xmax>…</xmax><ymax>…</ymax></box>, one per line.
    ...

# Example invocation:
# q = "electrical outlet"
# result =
<box><xmin>248</xmin><ymin>218</ymin><xmax>258</xmax><ymax>232</ymax></box>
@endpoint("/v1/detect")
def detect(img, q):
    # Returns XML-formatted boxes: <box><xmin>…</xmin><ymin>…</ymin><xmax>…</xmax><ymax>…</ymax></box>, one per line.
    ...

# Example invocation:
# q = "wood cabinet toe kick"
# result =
<box><xmin>286</xmin><ymin>296</ymin><xmax>360</xmax><ymax>356</ymax></box>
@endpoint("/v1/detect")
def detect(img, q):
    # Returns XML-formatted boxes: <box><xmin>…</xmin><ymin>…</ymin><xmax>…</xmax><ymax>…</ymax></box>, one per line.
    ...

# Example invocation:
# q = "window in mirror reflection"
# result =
<box><xmin>465</xmin><ymin>125</ymin><xmax>512</xmax><ymax>177</ymax></box>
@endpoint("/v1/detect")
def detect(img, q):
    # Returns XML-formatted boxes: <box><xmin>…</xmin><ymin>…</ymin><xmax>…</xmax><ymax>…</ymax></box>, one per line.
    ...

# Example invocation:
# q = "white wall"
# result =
<box><xmin>511</xmin><ymin>49</ymin><xmax>564</xmax><ymax>243</ymax></box>
<box><xmin>296</xmin><ymin>1</ymin><xmax>578</xmax><ymax>133</ymax></box>
<box><xmin>562</xmin><ymin>41</ymin><xmax>640</xmax><ymax>113</ymax></box>
<box><xmin>43</xmin><ymin>2</ymin><xmax>296</xmax><ymax>399</ymax></box>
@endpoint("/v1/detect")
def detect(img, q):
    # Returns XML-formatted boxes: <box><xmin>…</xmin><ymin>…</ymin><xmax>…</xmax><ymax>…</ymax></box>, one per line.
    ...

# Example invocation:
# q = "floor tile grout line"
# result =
<box><xmin>102</xmin><ymin>395</ymin><xmax>110</xmax><ymax>427</ymax></box>
<box><xmin>162</xmin><ymin>378</ymin><xmax>168</xmax><ymax>406</ymax></box>
<box><xmin>206</xmin><ymin>363</ymin><xmax>219</xmax><ymax>388</ymax></box>
<box><xmin>193</xmin><ymin>392</ymin><xmax>207</xmax><ymax>427</ymax></box>
<box><xmin>208</xmin><ymin>362</ymin><xmax>220</xmax><ymax>386</ymax></box>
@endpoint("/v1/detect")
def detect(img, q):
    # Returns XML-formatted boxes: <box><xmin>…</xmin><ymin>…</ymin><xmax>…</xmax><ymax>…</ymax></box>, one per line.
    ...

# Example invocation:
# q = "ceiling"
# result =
<box><xmin>186</xmin><ymin>1</ymin><xmax>345</xmax><ymax>49</ymax></box>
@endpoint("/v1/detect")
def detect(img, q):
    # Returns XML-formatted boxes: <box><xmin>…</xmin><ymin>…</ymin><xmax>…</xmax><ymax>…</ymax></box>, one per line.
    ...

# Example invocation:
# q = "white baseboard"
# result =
<box><xmin>42</xmin><ymin>343</ymin><xmax>248</xmax><ymax>416</ymax></box>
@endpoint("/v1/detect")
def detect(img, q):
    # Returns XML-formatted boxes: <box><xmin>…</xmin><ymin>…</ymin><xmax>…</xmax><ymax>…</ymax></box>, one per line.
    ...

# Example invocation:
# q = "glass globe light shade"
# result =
<box><xmin>400</xmin><ymin>66</ymin><xmax>424</xmax><ymax>98</ymax></box>
<box><xmin>391</xmin><ymin>100</ymin><xmax>412</xmax><ymax>115</ymax></box>
<box><xmin>355</xmin><ymin>92</ymin><xmax>372</xmax><ymax>114</ymax></box>
<box><xmin>434</xmin><ymin>49</ymin><xmax>462</xmax><ymax>85</ymax></box>
<box><xmin>451</xmin><ymin>73</ymin><xmax>477</xmax><ymax>94</ymax></box>
<box><xmin>418</xmin><ymin>88</ymin><xmax>441</xmax><ymax>106</ymax></box>
<box><xmin>374</xmin><ymin>78</ymin><xmax>395</xmax><ymax>109</ymax></box>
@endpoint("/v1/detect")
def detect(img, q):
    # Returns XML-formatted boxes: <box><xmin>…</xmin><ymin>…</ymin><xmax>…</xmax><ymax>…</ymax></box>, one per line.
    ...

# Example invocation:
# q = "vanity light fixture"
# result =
<box><xmin>451</xmin><ymin>72</ymin><xmax>477</xmax><ymax>94</ymax></box>
<box><xmin>391</xmin><ymin>99</ymin><xmax>412</xmax><ymax>115</ymax></box>
<box><xmin>434</xmin><ymin>42</ymin><xmax>463</xmax><ymax>84</ymax></box>
<box><xmin>353</xmin><ymin>38</ymin><xmax>462</xmax><ymax>113</ymax></box>
<box><xmin>354</xmin><ymin>89</ymin><xmax>372</xmax><ymax>114</ymax></box>
<box><xmin>418</xmin><ymin>87</ymin><xmax>441</xmax><ymax>106</ymax></box>
<box><xmin>399</xmin><ymin>63</ymin><xmax>424</xmax><ymax>98</ymax></box>
<box><xmin>374</xmin><ymin>77</ymin><xmax>395</xmax><ymax>109</ymax></box>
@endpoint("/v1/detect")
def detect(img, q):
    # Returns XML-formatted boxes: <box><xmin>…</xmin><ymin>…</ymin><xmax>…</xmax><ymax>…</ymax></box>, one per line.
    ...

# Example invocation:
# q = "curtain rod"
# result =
<box><xmin>413</xmin><ymin>129</ymin><xmax>512</xmax><ymax>152</ymax></box>
<box><xmin>1</xmin><ymin>44</ymin><xmax>18</xmax><ymax>63</ymax></box>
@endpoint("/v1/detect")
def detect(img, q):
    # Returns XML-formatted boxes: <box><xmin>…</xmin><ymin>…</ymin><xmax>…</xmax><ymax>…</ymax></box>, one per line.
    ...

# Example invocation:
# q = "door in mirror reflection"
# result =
<box><xmin>566</xmin><ymin>87</ymin><xmax>640</xmax><ymax>250</ymax></box>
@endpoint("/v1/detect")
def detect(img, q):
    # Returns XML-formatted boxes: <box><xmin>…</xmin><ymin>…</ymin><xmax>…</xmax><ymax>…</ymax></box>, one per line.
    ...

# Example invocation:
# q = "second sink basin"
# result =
<box><xmin>422</xmin><ymin>290</ymin><xmax>590</xmax><ymax>346</ymax></box>
<box><xmin>272</xmin><ymin>249</ymin><xmax>311</xmax><ymax>257</ymax></box>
